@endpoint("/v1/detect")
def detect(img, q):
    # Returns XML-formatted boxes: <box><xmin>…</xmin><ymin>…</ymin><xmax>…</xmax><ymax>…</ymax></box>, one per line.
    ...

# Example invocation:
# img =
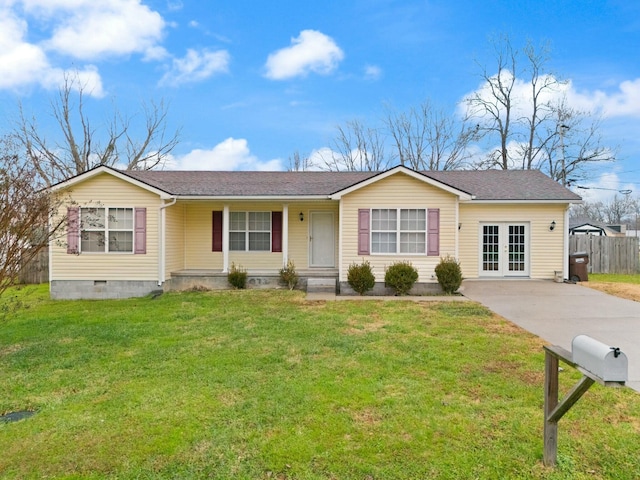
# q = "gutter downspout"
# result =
<box><xmin>158</xmin><ymin>198</ymin><xmax>177</xmax><ymax>286</ymax></box>
<box><xmin>563</xmin><ymin>205</ymin><xmax>570</xmax><ymax>280</ymax></box>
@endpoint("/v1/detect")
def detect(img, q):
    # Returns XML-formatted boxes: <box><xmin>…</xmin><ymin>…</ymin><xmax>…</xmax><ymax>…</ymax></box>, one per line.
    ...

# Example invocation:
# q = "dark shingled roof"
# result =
<box><xmin>119</xmin><ymin>168</ymin><xmax>581</xmax><ymax>201</ymax></box>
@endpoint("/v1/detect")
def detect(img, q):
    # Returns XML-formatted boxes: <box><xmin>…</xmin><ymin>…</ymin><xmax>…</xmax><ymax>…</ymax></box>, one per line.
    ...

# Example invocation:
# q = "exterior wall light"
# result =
<box><xmin>549</xmin><ymin>220</ymin><xmax>556</xmax><ymax>231</ymax></box>
<box><xmin>299</xmin><ymin>212</ymin><xmax>304</xmax><ymax>222</ymax></box>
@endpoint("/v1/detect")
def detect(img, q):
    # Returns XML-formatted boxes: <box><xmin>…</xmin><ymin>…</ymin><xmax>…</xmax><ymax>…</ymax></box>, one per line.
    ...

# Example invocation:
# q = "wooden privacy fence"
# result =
<box><xmin>18</xmin><ymin>248</ymin><xmax>49</xmax><ymax>285</ymax></box>
<box><xmin>569</xmin><ymin>236</ymin><xmax>640</xmax><ymax>274</ymax></box>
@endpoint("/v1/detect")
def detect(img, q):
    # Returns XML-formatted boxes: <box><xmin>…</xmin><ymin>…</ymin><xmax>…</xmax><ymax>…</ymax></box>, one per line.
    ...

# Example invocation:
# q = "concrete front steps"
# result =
<box><xmin>306</xmin><ymin>277</ymin><xmax>337</xmax><ymax>294</ymax></box>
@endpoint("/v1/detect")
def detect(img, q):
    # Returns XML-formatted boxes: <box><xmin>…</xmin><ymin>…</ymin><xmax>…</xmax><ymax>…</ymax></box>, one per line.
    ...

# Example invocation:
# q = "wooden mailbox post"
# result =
<box><xmin>543</xmin><ymin>335</ymin><xmax>628</xmax><ymax>467</ymax></box>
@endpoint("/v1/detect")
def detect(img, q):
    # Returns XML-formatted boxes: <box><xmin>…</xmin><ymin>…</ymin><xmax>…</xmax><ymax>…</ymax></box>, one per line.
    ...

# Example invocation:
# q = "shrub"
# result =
<box><xmin>435</xmin><ymin>255</ymin><xmax>463</xmax><ymax>294</ymax></box>
<box><xmin>279</xmin><ymin>259</ymin><xmax>299</xmax><ymax>290</ymax></box>
<box><xmin>347</xmin><ymin>260</ymin><xmax>376</xmax><ymax>295</ymax></box>
<box><xmin>384</xmin><ymin>261</ymin><xmax>418</xmax><ymax>296</ymax></box>
<box><xmin>227</xmin><ymin>262</ymin><xmax>247</xmax><ymax>289</ymax></box>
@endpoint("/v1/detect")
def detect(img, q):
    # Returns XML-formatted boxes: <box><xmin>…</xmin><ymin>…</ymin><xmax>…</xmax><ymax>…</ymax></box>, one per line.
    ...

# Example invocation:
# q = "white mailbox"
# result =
<box><xmin>571</xmin><ymin>335</ymin><xmax>628</xmax><ymax>383</ymax></box>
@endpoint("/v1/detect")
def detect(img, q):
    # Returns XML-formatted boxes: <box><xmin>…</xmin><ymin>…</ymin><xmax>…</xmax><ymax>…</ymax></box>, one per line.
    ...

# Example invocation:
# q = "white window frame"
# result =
<box><xmin>229</xmin><ymin>211</ymin><xmax>272</xmax><ymax>252</ymax></box>
<box><xmin>371</xmin><ymin>208</ymin><xmax>426</xmax><ymax>255</ymax></box>
<box><xmin>80</xmin><ymin>207</ymin><xmax>135</xmax><ymax>254</ymax></box>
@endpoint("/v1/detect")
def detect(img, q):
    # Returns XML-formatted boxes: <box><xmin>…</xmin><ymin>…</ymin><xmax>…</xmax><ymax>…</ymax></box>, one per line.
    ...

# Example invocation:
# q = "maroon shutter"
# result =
<box><xmin>358</xmin><ymin>209</ymin><xmax>370</xmax><ymax>255</ymax></box>
<box><xmin>272</xmin><ymin>211</ymin><xmax>282</xmax><ymax>253</ymax></box>
<box><xmin>212</xmin><ymin>211</ymin><xmax>223</xmax><ymax>252</ymax></box>
<box><xmin>67</xmin><ymin>207</ymin><xmax>79</xmax><ymax>254</ymax></box>
<box><xmin>134</xmin><ymin>208</ymin><xmax>147</xmax><ymax>254</ymax></box>
<box><xmin>427</xmin><ymin>208</ymin><xmax>440</xmax><ymax>256</ymax></box>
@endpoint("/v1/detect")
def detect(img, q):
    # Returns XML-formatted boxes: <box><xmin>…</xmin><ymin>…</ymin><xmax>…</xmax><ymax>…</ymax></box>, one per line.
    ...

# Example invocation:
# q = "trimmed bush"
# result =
<box><xmin>435</xmin><ymin>255</ymin><xmax>463</xmax><ymax>294</ymax></box>
<box><xmin>227</xmin><ymin>262</ymin><xmax>247</xmax><ymax>289</ymax></box>
<box><xmin>347</xmin><ymin>260</ymin><xmax>376</xmax><ymax>295</ymax></box>
<box><xmin>384</xmin><ymin>261</ymin><xmax>418</xmax><ymax>296</ymax></box>
<box><xmin>279</xmin><ymin>260</ymin><xmax>299</xmax><ymax>290</ymax></box>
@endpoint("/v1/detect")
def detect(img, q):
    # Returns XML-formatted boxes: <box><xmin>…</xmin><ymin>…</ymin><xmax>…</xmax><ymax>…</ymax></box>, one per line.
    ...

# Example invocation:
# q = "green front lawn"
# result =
<box><xmin>1</xmin><ymin>286</ymin><xmax>639</xmax><ymax>479</ymax></box>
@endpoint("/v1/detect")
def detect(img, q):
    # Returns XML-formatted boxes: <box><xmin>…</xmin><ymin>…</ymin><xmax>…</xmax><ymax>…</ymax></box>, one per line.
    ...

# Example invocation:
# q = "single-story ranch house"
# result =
<box><xmin>49</xmin><ymin>165</ymin><xmax>582</xmax><ymax>299</ymax></box>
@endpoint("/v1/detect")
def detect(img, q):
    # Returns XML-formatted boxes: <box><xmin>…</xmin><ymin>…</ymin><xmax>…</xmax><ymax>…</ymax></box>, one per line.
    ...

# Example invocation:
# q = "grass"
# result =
<box><xmin>1</xmin><ymin>285</ymin><xmax>640</xmax><ymax>479</ymax></box>
<box><xmin>588</xmin><ymin>273</ymin><xmax>640</xmax><ymax>284</ymax></box>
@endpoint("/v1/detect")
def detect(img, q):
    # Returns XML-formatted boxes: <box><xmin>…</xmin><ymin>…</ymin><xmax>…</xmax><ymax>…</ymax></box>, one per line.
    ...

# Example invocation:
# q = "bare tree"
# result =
<box><xmin>287</xmin><ymin>150</ymin><xmax>315</xmax><ymax>171</ymax></box>
<box><xmin>320</xmin><ymin>120</ymin><xmax>388</xmax><ymax>171</ymax></box>
<box><xmin>385</xmin><ymin>101</ymin><xmax>477</xmax><ymax>170</ymax></box>
<box><xmin>518</xmin><ymin>41</ymin><xmax>562</xmax><ymax>171</ymax></box>
<box><xmin>540</xmin><ymin>99</ymin><xmax>615</xmax><ymax>185</ymax></box>
<box><xmin>15</xmin><ymin>73</ymin><xmax>180</xmax><ymax>186</ymax></box>
<box><xmin>572</xmin><ymin>195</ymin><xmax>636</xmax><ymax>225</ymax></box>
<box><xmin>464</xmin><ymin>35</ymin><xmax>615</xmax><ymax>184</ymax></box>
<box><xmin>0</xmin><ymin>135</ymin><xmax>66</xmax><ymax>300</ymax></box>
<box><xmin>601</xmin><ymin>195</ymin><xmax>635</xmax><ymax>224</ymax></box>
<box><xmin>465</xmin><ymin>34</ymin><xmax>519</xmax><ymax>170</ymax></box>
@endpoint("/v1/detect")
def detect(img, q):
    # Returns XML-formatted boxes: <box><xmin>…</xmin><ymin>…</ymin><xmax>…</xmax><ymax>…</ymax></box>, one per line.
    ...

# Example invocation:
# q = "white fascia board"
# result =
<box><xmin>461</xmin><ymin>199</ymin><xmax>582</xmax><ymax>205</ymax></box>
<box><xmin>175</xmin><ymin>195</ymin><xmax>332</xmax><ymax>201</ymax></box>
<box><xmin>50</xmin><ymin>166</ymin><xmax>173</xmax><ymax>199</ymax></box>
<box><xmin>330</xmin><ymin>165</ymin><xmax>473</xmax><ymax>200</ymax></box>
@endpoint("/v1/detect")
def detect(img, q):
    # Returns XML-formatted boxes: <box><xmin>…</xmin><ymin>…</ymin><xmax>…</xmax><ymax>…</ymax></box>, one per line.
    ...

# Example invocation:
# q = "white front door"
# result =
<box><xmin>480</xmin><ymin>223</ymin><xmax>529</xmax><ymax>277</ymax></box>
<box><xmin>310</xmin><ymin>212</ymin><xmax>335</xmax><ymax>267</ymax></box>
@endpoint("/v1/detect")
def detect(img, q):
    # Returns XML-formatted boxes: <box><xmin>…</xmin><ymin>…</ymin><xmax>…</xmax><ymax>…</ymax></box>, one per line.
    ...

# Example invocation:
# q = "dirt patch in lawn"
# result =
<box><xmin>582</xmin><ymin>282</ymin><xmax>640</xmax><ymax>303</ymax></box>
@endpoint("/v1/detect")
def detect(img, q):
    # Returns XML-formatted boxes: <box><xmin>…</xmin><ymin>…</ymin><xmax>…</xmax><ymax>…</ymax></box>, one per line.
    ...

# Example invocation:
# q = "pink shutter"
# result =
<box><xmin>212</xmin><ymin>211</ymin><xmax>223</xmax><ymax>252</ymax></box>
<box><xmin>427</xmin><ymin>208</ymin><xmax>440</xmax><ymax>256</ymax></box>
<box><xmin>134</xmin><ymin>207</ymin><xmax>147</xmax><ymax>254</ymax></box>
<box><xmin>358</xmin><ymin>209</ymin><xmax>370</xmax><ymax>255</ymax></box>
<box><xmin>272</xmin><ymin>211</ymin><xmax>282</xmax><ymax>253</ymax></box>
<box><xmin>67</xmin><ymin>207</ymin><xmax>79</xmax><ymax>254</ymax></box>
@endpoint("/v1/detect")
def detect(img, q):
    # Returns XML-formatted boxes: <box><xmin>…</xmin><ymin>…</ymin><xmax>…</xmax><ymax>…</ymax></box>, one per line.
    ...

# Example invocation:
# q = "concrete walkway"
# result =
<box><xmin>461</xmin><ymin>279</ymin><xmax>640</xmax><ymax>392</ymax></box>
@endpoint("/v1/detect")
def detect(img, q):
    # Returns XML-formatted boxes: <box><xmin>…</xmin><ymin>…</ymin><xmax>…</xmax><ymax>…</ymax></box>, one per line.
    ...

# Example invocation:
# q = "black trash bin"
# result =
<box><xmin>569</xmin><ymin>252</ymin><xmax>589</xmax><ymax>282</ymax></box>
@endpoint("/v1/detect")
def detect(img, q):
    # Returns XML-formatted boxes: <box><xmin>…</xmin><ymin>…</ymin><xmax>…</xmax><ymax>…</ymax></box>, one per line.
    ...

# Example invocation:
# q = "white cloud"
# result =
<box><xmin>264</xmin><ymin>30</ymin><xmax>344</xmax><ymax>80</ymax></box>
<box><xmin>573</xmin><ymin>171</ymin><xmax>634</xmax><ymax>203</ymax></box>
<box><xmin>460</xmin><ymin>70</ymin><xmax>640</xmax><ymax>121</ymax></box>
<box><xmin>168</xmin><ymin>138</ymin><xmax>283</xmax><ymax>171</ymax></box>
<box><xmin>25</xmin><ymin>0</ymin><xmax>167</xmax><ymax>61</ymax></box>
<box><xmin>0</xmin><ymin>6</ymin><xmax>104</xmax><ymax>96</ymax></box>
<box><xmin>565</xmin><ymin>78</ymin><xmax>640</xmax><ymax>118</ymax></box>
<box><xmin>159</xmin><ymin>48</ymin><xmax>230</xmax><ymax>87</ymax></box>
<box><xmin>364</xmin><ymin>64</ymin><xmax>382</xmax><ymax>81</ymax></box>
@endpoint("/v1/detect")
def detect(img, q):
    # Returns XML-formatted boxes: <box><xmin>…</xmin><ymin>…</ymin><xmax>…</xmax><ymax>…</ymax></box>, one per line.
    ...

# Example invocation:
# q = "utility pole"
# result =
<box><xmin>558</xmin><ymin>124</ymin><xmax>569</xmax><ymax>187</ymax></box>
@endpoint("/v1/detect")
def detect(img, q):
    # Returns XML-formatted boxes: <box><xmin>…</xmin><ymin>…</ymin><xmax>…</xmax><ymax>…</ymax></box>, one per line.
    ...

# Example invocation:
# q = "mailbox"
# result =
<box><xmin>571</xmin><ymin>335</ymin><xmax>627</xmax><ymax>383</ymax></box>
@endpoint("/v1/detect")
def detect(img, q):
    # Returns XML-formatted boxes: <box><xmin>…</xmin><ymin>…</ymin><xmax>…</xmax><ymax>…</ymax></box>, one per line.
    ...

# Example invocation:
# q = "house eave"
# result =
<box><xmin>174</xmin><ymin>195</ymin><xmax>333</xmax><ymax>202</ymax></box>
<box><xmin>461</xmin><ymin>199</ymin><xmax>583</xmax><ymax>205</ymax></box>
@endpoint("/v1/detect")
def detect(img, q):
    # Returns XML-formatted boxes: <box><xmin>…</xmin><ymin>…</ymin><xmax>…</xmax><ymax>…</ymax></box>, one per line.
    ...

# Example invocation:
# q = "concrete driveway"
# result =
<box><xmin>461</xmin><ymin>280</ymin><xmax>640</xmax><ymax>392</ymax></box>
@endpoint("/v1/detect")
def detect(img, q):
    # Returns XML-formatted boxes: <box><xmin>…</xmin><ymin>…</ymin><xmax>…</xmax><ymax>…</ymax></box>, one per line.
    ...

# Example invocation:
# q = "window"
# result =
<box><xmin>80</xmin><ymin>207</ymin><xmax>134</xmax><ymax>253</ymax></box>
<box><xmin>229</xmin><ymin>211</ymin><xmax>271</xmax><ymax>251</ymax></box>
<box><xmin>371</xmin><ymin>208</ymin><xmax>426</xmax><ymax>254</ymax></box>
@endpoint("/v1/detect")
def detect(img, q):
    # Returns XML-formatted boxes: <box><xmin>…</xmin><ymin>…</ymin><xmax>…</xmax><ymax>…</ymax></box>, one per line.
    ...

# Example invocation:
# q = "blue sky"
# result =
<box><xmin>1</xmin><ymin>0</ymin><xmax>639</xmax><ymax>202</ymax></box>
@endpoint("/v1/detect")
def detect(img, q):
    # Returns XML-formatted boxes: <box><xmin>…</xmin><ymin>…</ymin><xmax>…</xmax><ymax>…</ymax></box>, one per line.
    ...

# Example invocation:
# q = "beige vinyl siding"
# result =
<box><xmin>51</xmin><ymin>173</ymin><xmax>161</xmax><ymax>281</ymax></box>
<box><xmin>340</xmin><ymin>172</ymin><xmax>458</xmax><ymax>282</ymax></box>
<box><xmin>184</xmin><ymin>203</ymin><xmax>224</xmax><ymax>269</ymax></box>
<box><xmin>164</xmin><ymin>202</ymin><xmax>186</xmax><ymax>277</ymax></box>
<box><xmin>458</xmin><ymin>203</ymin><xmax>567</xmax><ymax>279</ymax></box>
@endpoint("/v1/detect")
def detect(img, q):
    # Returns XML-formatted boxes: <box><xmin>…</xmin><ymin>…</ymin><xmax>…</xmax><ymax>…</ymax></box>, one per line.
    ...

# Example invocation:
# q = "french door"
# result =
<box><xmin>480</xmin><ymin>223</ymin><xmax>529</xmax><ymax>277</ymax></box>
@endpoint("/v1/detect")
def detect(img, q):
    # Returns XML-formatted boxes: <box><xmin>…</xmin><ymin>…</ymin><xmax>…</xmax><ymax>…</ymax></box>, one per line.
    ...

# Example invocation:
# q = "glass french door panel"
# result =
<box><xmin>482</xmin><ymin>225</ymin><xmax>500</xmax><ymax>272</ymax></box>
<box><xmin>508</xmin><ymin>225</ymin><xmax>526</xmax><ymax>272</ymax></box>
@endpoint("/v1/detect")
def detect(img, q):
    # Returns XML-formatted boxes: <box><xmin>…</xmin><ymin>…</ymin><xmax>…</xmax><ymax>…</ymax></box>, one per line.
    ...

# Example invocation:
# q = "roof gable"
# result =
<box><xmin>329</xmin><ymin>166</ymin><xmax>474</xmax><ymax>200</ymax></box>
<box><xmin>50</xmin><ymin>166</ymin><xmax>173</xmax><ymax>199</ymax></box>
